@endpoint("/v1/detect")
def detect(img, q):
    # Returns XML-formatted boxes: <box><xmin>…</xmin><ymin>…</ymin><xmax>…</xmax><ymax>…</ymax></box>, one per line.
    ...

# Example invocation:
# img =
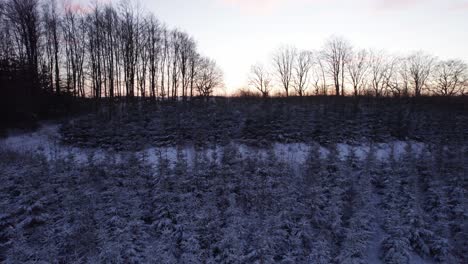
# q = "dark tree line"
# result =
<box><xmin>0</xmin><ymin>0</ymin><xmax>223</xmax><ymax>127</ymax></box>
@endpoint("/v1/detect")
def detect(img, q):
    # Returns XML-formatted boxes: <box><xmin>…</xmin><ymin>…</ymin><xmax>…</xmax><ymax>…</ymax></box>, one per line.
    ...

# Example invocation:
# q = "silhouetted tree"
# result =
<box><xmin>62</xmin><ymin>3</ymin><xmax>86</xmax><ymax>97</ymax></box>
<box><xmin>431</xmin><ymin>59</ymin><xmax>467</xmax><ymax>96</ymax></box>
<box><xmin>322</xmin><ymin>36</ymin><xmax>351</xmax><ymax>96</ymax></box>
<box><xmin>311</xmin><ymin>52</ymin><xmax>329</xmax><ymax>95</ymax></box>
<box><xmin>347</xmin><ymin>49</ymin><xmax>369</xmax><ymax>96</ymax></box>
<box><xmin>4</xmin><ymin>0</ymin><xmax>41</xmax><ymax>94</ymax></box>
<box><xmin>42</xmin><ymin>0</ymin><xmax>61</xmax><ymax>94</ymax></box>
<box><xmin>249</xmin><ymin>63</ymin><xmax>272</xmax><ymax>97</ymax></box>
<box><xmin>407</xmin><ymin>51</ymin><xmax>434</xmax><ymax>96</ymax></box>
<box><xmin>273</xmin><ymin>45</ymin><xmax>296</xmax><ymax>97</ymax></box>
<box><xmin>147</xmin><ymin>15</ymin><xmax>161</xmax><ymax>99</ymax></box>
<box><xmin>196</xmin><ymin>57</ymin><xmax>223</xmax><ymax>98</ymax></box>
<box><xmin>293</xmin><ymin>50</ymin><xmax>313</xmax><ymax>96</ymax></box>
<box><xmin>368</xmin><ymin>50</ymin><xmax>397</xmax><ymax>97</ymax></box>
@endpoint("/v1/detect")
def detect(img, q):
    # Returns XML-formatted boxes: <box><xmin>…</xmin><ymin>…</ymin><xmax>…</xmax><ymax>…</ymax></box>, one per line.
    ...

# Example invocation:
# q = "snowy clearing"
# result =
<box><xmin>1</xmin><ymin>123</ymin><xmax>427</xmax><ymax>166</ymax></box>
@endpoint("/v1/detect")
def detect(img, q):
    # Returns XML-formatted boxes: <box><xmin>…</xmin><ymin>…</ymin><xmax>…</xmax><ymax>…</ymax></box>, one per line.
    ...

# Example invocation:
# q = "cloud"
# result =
<box><xmin>217</xmin><ymin>0</ymin><xmax>326</xmax><ymax>14</ymax></box>
<box><xmin>377</xmin><ymin>0</ymin><xmax>425</xmax><ymax>9</ymax></box>
<box><xmin>376</xmin><ymin>0</ymin><xmax>468</xmax><ymax>11</ymax></box>
<box><xmin>219</xmin><ymin>0</ymin><xmax>284</xmax><ymax>13</ymax></box>
<box><xmin>62</xmin><ymin>0</ymin><xmax>115</xmax><ymax>15</ymax></box>
<box><xmin>64</xmin><ymin>3</ymin><xmax>90</xmax><ymax>14</ymax></box>
<box><xmin>451</xmin><ymin>0</ymin><xmax>468</xmax><ymax>10</ymax></box>
<box><xmin>218</xmin><ymin>0</ymin><xmax>423</xmax><ymax>14</ymax></box>
<box><xmin>217</xmin><ymin>0</ymin><xmax>468</xmax><ymax>14</ymax></box>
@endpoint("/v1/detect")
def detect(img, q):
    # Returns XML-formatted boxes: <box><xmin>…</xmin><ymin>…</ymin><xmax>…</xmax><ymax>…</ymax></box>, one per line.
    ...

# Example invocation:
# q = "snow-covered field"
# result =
<box><xmin>0</xmin><ymin>123</ymin><xmax>465</xmax><ymax>263</ymax></box>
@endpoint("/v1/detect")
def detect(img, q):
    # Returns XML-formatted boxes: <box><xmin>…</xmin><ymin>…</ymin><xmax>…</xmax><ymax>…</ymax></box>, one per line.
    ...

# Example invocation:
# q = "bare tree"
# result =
<box><xmin>179</xmin><ymin>32</ymin><xmax>195</xmax><ymax>100</ymax></box>
<box><xmin>159</xmin><ymin>25</ymin><xmax>168</xmax><ymax>99</ymax></box>
<box><xmin>293</xmin><ymin>50</ymin><xmax>313</xmax><ymax>96</ymax></box>
<box><xmin>311</xmin><ymin>53</ymin><xmax>328</xmax><ymax>95</ymax></box>
<box><xmin>1</xmin><ymin>0</ymin><xmax>222</xmax><ymax>119</ymax></box>
<box><xmin>249</xmin><ymin>63</ymin><xmax>272</xmax><ymax>97</ymax></box>
<box><xmin>4</xmin><ymin>0</ymin><xmax>41</xmax><ymax>93</ymax></box>
<box><xmin>196</xmin><ymin>57</ymin><xmax>223</xmax><ymax>98</ymax></box>
<box><xmin>188</xmin><ymin>48</ymin><xmax>199</xmax><ymax>99</ymax></box>
<box><xmin>322</xmin><ymin>36</ymin><xmax>351</xmax><ymax>96</ymax></box>
<box><xmin>102</xmin><ymin>5</ymin><xmax>118</xmax><ymax>98</ymax></box>
<box><xmin>42</xmin><ymin>0</ymin><xmax>61</xmax><ymax>94</ymax></box>
<box><xmin>382</xmin><ymin>57</ymin><xmax>398</xmax><ymax>97</ymax></box>
<box><xmin>87</xmin><ymin>2</ymin><xmax>104</xmax><ymax>98</ymax></box>
<box><xmin>62</xmin><ymin>3</ymin><xmax>86</xmax><ymax>97</ymax></box>
<box><xmin>136</xmin><ymin>15</ymin><xmax>150</xmax><ymax>98</ymax></box>
<box><xmin>42</xmin><ymin>1</ymin><xmax>54</xmax><ymax>93</ymax></box>
<box><xmin>368</xmin><ymin>50</ymin><xmax>385</xmax><ymax>96</ymax></box>
<box><xmin>120</xmin><ymin>1</ymin><xmax>137</xmax><ymax>97</ymax></box>
<box><xmin>347</xmin><ymin>49</ymin><xmax>368</xmax><ymax>96</ymax></box>
<box><xmin>164</xmin><ymin>28</ymin><xmax>171</xmax><ymax>99</ymax></box>
<box><xmin>272</xmin><ymin>45</ymin><xmax>296</xmax><ymax>97</ymax></box>
<box><xmin>368</xmin><ymin>50</ymin><xmax>397</xmax><ymax>97</ymax></box>
<box><xmin>386</xmin><ymin>57</ymin><xmax>410</xmax><ymax>97</ymax></box>
<box><xmin>407</xmin><ymin>51</ymin><xmax>434</xmax><ymax>96</ymax></box>
<box><xmin>147</xmin><ymin>14</ymin><xmax>160</xmax><ymax>99</ymax></box>
<box><xmin>170</xmin><ymin>29</ymin><xmax>181</xmax><ymax>100</ymax></box>
<box><xmin>431</xmin><ymin>59</ymin><xmax>467</xmax><ymax>96</ymax></box>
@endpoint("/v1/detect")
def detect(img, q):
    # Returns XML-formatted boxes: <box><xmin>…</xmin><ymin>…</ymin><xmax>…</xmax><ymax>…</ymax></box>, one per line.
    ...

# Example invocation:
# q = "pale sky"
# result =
<box><xmin>141</xmin><ymin>0</ymin><xmax>467</xmax><ymax>93</ymax></box>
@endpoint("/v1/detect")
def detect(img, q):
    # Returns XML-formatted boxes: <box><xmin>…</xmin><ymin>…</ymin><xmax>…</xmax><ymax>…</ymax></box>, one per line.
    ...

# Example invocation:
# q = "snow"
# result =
<box><xmin>0</xmin><ymin>123</ymin><xmax>428</xmax><ymax>166</ymax></box>
<box><xmin>367</xmin><ymin>225</ymin><xmax>385</xmax><ymax>264</ymax></box>
<box><xmin>1</xmin><ymin>123</ymin><xmax>464</xmax><ymax>263</ymax></box>
<box><xmin>1</xmin><ymin>123</ymin><xmax>61</xmax><ymax>154</ymax></box>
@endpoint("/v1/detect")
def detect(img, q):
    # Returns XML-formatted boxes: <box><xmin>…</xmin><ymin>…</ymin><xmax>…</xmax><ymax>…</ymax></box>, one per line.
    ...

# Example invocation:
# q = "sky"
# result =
<box><xmin>132</xmin><ymin>0</ymin><xmax>467</xmax><ymax>93</ymax></box>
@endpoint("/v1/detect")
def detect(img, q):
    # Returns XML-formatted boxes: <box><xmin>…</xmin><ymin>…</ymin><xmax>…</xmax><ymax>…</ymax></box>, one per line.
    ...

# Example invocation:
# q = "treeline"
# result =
<box><xmin>0</xmin><ymin>0</ymin><xmax>223</xmax><ymax>127</ymax></box>
<box><xmin>248</xmin><ymin>37</ymin><xmax>468</xmax><ymax>97</ymax></box>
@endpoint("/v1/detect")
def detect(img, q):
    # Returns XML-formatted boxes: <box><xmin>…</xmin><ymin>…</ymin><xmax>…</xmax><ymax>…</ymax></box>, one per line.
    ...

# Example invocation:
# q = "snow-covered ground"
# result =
<box><xmin>0</xmin><ymin>123</ymin><xmax>464</xmax><ymax>263</ymax></box>
<box><xmin>0</xmin><ymin>123</ymin><xmax>426</xmax><ymax>166</ymax></box>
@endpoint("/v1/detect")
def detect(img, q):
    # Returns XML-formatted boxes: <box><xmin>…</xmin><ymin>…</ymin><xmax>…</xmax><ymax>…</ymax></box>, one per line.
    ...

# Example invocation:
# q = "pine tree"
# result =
<box><xmin>336</xmin><ymin>148</ymin><xmax>375</xmax><ymax>264</ymax></box>
<box><xmin>381</xmin><ymin>144</ymin><xmax>412</xmax><ymax>264</ymax></box>
<box><xmin>418</xmin><ymin>148</ymin><xmax>451</xmax><ymax>262</ymax></box>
